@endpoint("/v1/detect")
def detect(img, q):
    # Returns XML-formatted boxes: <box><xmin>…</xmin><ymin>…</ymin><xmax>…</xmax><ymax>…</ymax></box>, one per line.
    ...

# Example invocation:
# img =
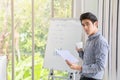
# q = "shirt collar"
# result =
<box><xmin>88</xmin><ymin>32</ymin><xmax>101</xmax><ymax>40</ymax></box>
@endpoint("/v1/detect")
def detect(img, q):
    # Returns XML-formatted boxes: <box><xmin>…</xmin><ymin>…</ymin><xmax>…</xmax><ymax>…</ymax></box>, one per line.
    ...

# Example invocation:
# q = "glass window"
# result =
<box><xmin>0</xmin><ymin>0</ymin><xmax>73</xmax><ymax>80</ymax></box>
<box><xmin>52</xmin><ymin>0</ymin><xmax>73</xmax><ymax>18</ymax></box>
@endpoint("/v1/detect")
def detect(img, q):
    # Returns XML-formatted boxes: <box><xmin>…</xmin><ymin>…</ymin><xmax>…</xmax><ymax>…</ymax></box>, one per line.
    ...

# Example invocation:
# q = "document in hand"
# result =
<box><xmin>56</xmin><ymin>50</ymin><xmax>79</xmax><ymax>63</ymax></box>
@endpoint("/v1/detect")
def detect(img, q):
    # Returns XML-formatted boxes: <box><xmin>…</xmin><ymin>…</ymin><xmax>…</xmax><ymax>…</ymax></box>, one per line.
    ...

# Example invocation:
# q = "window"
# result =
<box><xmin>0</xmin><ymin>0</ymin><xmax>73</xmax><ymax>80</ymax></box>
<box><xmin>52</xmin><ymin>0</ymin><xmax>73</xmax><ymax>18</ymax></box>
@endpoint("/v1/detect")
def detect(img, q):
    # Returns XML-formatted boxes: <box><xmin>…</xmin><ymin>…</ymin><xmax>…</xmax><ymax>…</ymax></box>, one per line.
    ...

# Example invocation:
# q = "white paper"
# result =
<box><xmin>56</xmin><ymin>50</ymin><xmax>79</xmax><ymax>63</ymax></box>
<box><xmin>0</xmin><ymin>55</ymin><xmax>7</xmax><ymax>80</ymax></box>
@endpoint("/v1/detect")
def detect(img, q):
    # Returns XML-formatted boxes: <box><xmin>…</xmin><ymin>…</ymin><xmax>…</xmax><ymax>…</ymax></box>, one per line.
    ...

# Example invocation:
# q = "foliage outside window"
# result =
<box><xmin>53</xmin><ymin>0</ymin><xmax>73</xmax><ymax>18</ymax></box>
<box><xmin>0</xmin><ymin>0</ymin><xmax>72</xmax><ymax>80</ymax></box>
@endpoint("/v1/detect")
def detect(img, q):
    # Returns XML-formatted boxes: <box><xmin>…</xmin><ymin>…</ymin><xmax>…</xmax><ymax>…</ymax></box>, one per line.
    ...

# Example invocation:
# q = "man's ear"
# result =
<box><xmin>94</xmin><ymin>21</ymin><xmax>98</xmax><ymax>28</ymax></box>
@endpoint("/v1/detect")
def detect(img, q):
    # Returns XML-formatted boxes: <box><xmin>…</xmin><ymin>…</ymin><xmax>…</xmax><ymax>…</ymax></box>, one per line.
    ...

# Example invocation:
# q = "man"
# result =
<box><xmin>66</xmin><ymin>12</ymin><xmax>109</xmax><ymax>80</ymax></box>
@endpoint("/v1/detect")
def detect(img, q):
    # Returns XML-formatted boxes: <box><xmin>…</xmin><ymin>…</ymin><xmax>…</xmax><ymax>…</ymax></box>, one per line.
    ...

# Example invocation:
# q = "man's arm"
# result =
<box><xmin>82</xmin><ymin>40</ymin><xmax>109</xmax><ymax>73</ymax></box>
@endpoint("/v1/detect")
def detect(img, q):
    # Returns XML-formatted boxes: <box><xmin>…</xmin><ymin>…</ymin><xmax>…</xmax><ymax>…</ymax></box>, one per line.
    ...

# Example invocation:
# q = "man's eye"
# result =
<box><xmin>82</xmin><ymin>24</ymin><xmax>85</xmax><ymax>27</ymax></box>
<box><xmin>86</xmin><ymin>23</ymin><xmax>89</xmax><ymax>26</ymax></box>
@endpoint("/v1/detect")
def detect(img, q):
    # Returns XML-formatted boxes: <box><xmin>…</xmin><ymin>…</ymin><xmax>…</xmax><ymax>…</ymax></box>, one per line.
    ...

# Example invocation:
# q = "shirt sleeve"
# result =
<box><xmin>82</xmin><ymin>40</ymin><xmax>109</xmax><ymax>73</ymax></box>
<box><xmin>78</xmin><ymin>50</ymin><xmax>84</xmax><ymax>59</ymax></box>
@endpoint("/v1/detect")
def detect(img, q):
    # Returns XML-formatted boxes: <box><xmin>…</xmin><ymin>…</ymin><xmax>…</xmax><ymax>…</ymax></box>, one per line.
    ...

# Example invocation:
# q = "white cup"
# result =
<box><xmin>76</xmin><ymin>42</ymin><xmax>83</xmax><ymax>49</ymax></box>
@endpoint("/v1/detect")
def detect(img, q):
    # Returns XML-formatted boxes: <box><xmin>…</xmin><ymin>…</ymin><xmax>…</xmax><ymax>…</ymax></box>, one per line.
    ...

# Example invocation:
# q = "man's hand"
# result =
<box><xmin>65</xmin><ymin>60</ymin><xmax>82</xmax><ymax>71</ymax></box>
<box><xmin>76</xmin><ymin>47</ymin><xmax>83</xmax><ymax>52</ymax></box>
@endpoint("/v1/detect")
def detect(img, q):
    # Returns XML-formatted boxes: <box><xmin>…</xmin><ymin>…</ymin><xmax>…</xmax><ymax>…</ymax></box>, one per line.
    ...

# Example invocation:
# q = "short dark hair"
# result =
<box><xmin>80</xmin><ymin>12</ymin><xmax>98</xmax><ymax>23</ymax></box>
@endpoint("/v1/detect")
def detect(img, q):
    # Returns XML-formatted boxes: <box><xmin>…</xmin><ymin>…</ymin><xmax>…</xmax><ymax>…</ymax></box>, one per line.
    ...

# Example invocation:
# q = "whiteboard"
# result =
<box><xmin>43</xmin><ymin>19</ymin><xmax>82</xmax><ymax>72</ymax></box>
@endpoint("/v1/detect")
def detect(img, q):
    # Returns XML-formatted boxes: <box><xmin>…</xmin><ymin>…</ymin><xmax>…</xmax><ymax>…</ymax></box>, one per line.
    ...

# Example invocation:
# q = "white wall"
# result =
<box><xmin>74</xmin><ymin>0</ymin><xmax>120</xmax><ymax>80</ymax></box>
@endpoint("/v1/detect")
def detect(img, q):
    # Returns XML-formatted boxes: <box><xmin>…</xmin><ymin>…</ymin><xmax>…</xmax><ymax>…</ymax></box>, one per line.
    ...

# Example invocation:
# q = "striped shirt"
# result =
<box><xmin>79</xmin><ymin>32</ymin><xmax>109</xmax><ymax>79</ymax></box>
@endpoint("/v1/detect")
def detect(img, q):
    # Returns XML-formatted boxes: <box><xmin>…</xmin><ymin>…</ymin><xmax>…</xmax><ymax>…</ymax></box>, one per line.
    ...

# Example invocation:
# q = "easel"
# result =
<box><xmin>48</xmin><ymin>69</ymin><xmax>77</xmax><ymax>80</ymax></box>
<box><xmin>43</xmin><ymin>19</ymin><xmax>82</xmax><ymax>80</ymax></box>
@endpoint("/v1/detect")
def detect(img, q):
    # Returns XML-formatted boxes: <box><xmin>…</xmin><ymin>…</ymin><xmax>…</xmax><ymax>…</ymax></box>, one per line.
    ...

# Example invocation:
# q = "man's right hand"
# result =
<box><xmin>65</xmin><ymin>60</ymin><xmax>82</xmax><ymax>71</ymax></box>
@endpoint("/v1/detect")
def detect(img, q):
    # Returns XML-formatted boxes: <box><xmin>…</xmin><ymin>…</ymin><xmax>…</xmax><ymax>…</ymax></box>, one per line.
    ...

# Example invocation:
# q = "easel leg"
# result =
<box><xmin>48</xmin><ymin>69</ymin><xmax>54</xmax><ymax>80</ymax></box>
<box><xmin>68</xmin><ymin>72</ymin><xmax>76</xmax><ymax>80</ymax></box>
<box><xmin>68</xmin><ymin>73</ymin><xmax>73</xmax><ymax>80</ymax></box>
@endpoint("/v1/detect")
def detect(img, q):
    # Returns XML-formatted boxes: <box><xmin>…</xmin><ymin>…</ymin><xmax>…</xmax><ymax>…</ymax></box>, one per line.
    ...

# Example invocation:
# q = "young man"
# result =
<box><xmin>66</xmin><ymin>12</ymin><xmax>109</xmax><ymax>80</ymax></box>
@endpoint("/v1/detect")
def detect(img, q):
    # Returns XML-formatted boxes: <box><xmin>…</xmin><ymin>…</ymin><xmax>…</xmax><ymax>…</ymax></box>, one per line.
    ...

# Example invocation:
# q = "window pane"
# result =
<box><xmin>0</xmin><ymin>0</ymin><xmax>12</xmax><ymax>80</ymax></box>
<box><xmin>14</xmin><ymin>0</ymin><xmax>32</xmax><ymax>80</ymax></box>
<box><xmin>53</xmin><ymin>0</ymin><xmax>73</xmax><ymax>18</ymax></box>
<box><xmin>34</xmin><ymin>0</ymin><xmax>51</xmax><ymax>79</ymax></box>
<box><xmin>34</xmin><ymin>0</ymin><xmax>72</xmax><ymax>79</ymax></box>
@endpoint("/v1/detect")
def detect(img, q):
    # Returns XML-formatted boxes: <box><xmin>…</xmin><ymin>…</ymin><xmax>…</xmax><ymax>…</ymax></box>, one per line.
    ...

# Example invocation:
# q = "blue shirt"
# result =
<box><xmin>79</xmin><ymin>32</ymin><xmax>109</xmax><ymax>79</ymax></box>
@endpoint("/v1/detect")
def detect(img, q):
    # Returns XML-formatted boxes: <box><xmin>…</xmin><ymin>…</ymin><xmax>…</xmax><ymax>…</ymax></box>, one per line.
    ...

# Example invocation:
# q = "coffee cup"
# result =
<box><xmin>76</xmin><ymin>42</ymin><xmax>83</xmax><ymax>49</ymax></box>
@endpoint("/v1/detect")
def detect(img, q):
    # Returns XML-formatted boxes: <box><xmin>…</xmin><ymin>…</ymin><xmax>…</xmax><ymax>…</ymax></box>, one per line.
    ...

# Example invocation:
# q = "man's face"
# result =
<box><xmin>81</xmin><ymin>19</ymin><xmax>98</xmax><ymax>36</ymax></box>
